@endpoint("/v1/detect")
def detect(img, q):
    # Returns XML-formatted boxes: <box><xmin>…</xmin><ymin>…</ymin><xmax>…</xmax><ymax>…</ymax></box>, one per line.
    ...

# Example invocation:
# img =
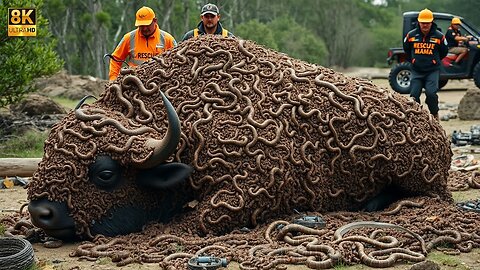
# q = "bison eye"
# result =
<box><xmin>96</xmin><ymin>170</ymin><xmax>116</xmax><ymax>187</ymax></box>
<box><xmin>88</xmin><ymin>155</ymin><xmax>123</xmax><ymax>190</ymax></box>
<box><xmin>98</xmin><ymin>171</ymin><xmax>114</xmax><ymax>180</ymax></box>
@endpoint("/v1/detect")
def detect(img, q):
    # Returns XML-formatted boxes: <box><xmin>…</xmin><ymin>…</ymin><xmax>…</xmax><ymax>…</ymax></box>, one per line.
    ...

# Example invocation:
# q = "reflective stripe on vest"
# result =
<box><xmin>128</xmin><ymin>29</ymin><xmax>167</xmax><ymax>66</ymax></box>
<box><xmin>128</xmin><ymin>30</ymin><xmax>142</xmax><ymax>66</ymax></box>
<box><xmin>193</xmin><ymin>28</ymin><xmax>228</xmax><ymax>37</ymax></box>
<box><xmin>159</xmin><ymin>30</ymin><xmax>165</xmax><ymax>50</ymax></box>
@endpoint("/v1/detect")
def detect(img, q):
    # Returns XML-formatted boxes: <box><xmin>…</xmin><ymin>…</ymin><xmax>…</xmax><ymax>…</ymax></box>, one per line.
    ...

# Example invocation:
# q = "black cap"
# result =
<box><xmin>201</xmin><ymin>3</ymin><xmax>219</xmax><ymax>16</ymax></box>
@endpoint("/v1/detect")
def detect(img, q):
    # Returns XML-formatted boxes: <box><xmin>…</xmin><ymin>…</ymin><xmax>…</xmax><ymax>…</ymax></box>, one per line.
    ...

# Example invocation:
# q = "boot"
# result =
<box><xmin>433</xmin><ymin>113</ymin><xmax>439</xmax><ymax>121</ymax></box>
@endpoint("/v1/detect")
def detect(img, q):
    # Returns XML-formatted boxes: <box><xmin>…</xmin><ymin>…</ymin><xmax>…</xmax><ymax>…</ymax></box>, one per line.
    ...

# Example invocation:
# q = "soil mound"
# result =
<box><xmin>33</xmin><ymin>70</ymin><xmax>106</xmax><ymax>100</ymax></box>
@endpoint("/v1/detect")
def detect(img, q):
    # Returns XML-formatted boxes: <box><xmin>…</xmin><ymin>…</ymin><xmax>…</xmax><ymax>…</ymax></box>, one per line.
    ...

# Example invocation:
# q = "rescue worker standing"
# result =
<box><xmin>403</xmin><ymin>9</ymin><xmax>448</xmax><ymax>120</ymax></box>
<box><xmin>109</xmin><ymin>6</ymin><xmax>177</xmax><ymax>81</ymax></box>
<box><xmin>445</xmin><ymin>17</ymin><xmax>472</xmax><ymax>67</ymax></box>
<box><xmin>181</xmin><ymin>3</ymin><xmax>234</xmax><ymax>41</ymax></box>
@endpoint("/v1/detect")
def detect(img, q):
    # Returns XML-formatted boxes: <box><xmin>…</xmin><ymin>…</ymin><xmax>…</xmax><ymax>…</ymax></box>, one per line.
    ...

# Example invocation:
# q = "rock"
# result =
<box><xmin>33</xmin><ymin>70</ymin><xmax>107</xmax><ymax>100</ymax></box>
<box><xmin>409</xmin><ymin>260</ymin><xmax>440</xmax><ymax>270</ymax></box>
<box><xmin>1</xmin><ymin>95</ymin><xmax>66</xmax><ymax>137</ymax></box>
<box><xmin>0</xmin><ymin>113</ymin><xmax>65</xmax><ymax>137</ymax></box>
<box><xmin>9</xmin><ymin>94</ymin><xmax>67</xmax><ymax>116</ymax></box>
<box><xmin>458</xmin><ymin>88</ymin><xmax>480</xmax><ymax>120</ymax></box>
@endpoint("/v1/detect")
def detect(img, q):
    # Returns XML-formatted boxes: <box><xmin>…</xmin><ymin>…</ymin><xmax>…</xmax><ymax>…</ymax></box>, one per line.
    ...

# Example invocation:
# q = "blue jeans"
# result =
<box><xmin>410</xmin><ymin>70</ymin><xmax>439</xmax><ymax>115</ymax></box>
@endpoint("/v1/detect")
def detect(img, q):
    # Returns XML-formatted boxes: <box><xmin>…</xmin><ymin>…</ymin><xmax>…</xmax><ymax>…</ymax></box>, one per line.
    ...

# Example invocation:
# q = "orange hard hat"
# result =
<box><xmin>451</xmin><ymin>17</ymin><xmax>462</xmax><ymax>25</ymax></box>
<box><xmin>135</xmin><ymin>6</ymin><xmax>155</xmax><ymax>26</ymax></box>
<box><xmin>418</xmin><ymin>9</ymin><xmax>434</xmax><ymax>23</ymax></box>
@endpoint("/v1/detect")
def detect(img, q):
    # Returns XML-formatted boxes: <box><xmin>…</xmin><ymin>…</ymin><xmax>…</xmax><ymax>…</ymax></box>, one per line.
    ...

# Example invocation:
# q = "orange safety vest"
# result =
<box><xmin>109</xmin><ymin>25</ymin><xmax>176</xmax><ymax>81</ymax></box>
<box><xmin>193</xmin><ymin>28</ymin><xmax>228</xmax><ymax>37</ymax></box>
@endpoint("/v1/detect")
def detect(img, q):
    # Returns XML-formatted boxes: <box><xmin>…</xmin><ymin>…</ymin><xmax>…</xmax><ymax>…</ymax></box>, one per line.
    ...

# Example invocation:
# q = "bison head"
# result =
<box><xmin>27</xmin><ymin>81</ymin><xmax>192</xmax><ymax>240</ymax></box>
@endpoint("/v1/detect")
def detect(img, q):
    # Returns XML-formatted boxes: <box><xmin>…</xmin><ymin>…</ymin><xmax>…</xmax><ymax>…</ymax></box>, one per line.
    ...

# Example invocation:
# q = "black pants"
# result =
<box><xmin>410</xmin><ymin>69</ymin><xmax>439</xmax><ymax>115</ymax></box>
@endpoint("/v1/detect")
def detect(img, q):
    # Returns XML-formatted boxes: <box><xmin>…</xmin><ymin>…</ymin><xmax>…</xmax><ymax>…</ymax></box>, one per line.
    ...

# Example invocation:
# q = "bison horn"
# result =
<box><xmin>75</xmin><ymin>95</ymin><xmax>98</xmax><ymax>110</ymax></box>
<box><xmin>137</xmin><ymin>91</ymin><xmax>181</xmax><ymax>169</ymax></box>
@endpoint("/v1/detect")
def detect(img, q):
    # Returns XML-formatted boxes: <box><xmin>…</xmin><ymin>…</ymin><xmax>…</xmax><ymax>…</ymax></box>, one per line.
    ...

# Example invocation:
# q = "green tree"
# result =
<box><xmin>235</xmin><ymin>20</ymin><xmax>279</xmax><ymax>50</ymax></box>
<box><xmin>0</xmin><ymin>0</ymin><xmax>63</xmax><ymax>107</ymax></box>
<box><xmin>367</xmin><ymin>23</ymin><xmax>402</xmax><ymax>66</ymax></box>
<box><xmin>360</xmin><ymin>7</ymin><xmax>402</xmax><ymax>67</ymax></box>
<box><xmin>268</xmin><ymin>16</ymin><xmax>328</xmax><ymax>65</ymax></box>
<box><xmin>28</xmin><ymin>0</ymin><xmax>474</xmax><ymax>74</ymax></box>
<box><xmin>42</xmin><ymin>0</ymin><xmax>110</xmax><ymax>77</ymax></box>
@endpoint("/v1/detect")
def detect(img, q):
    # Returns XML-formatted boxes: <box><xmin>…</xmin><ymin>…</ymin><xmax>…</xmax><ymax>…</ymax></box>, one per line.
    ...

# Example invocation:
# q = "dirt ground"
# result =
<box><xmin>1</xmin><ymin>75</ymin><xmax>480</xmax><ymax>270</ymax></box>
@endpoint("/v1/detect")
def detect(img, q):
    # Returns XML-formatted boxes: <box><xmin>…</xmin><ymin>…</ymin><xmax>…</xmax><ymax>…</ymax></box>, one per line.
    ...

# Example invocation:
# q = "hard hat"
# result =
<box><xmin>135</xmin><ymin>6</ymin><xmax>155</xmax><ymax>26</ymax></box>
<box><xmin>451</xmin><ymin>17</ymin><xmax>462</xmax><ymax>25</ymax></box>
<box><xmin>418</xmin><ymin>9</ymin><xmax>434</xmax><ymax>23</ymax></box>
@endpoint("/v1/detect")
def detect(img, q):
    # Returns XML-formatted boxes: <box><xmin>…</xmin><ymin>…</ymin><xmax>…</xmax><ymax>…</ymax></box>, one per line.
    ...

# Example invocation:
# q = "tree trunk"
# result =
<box><xmin>0</xmin><ymin>158</ymin><xmax>41</xmax><ymax>177</ymax></box>
<box><xmin>182</xmin><ymin>0</ymin><xmax>190</xmax><ymax>35</ymax></box>
<box><xmin>161</xmin><ymin>0</ymin><xmax>175</xmax><ymax>32</ymax></box>
<box><xmin>113</xmin><ymin>1</ymin><xmax>128</xmax><ymax>45</ymax></box>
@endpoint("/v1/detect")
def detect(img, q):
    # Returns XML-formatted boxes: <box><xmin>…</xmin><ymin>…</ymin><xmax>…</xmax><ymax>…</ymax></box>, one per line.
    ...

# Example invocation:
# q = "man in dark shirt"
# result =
<box><xmin>182</xmin><ymin>3</ymin><xmax>234</xmax><ymax>41</ymax></box>
<box><xmin>445</xmin><ymin>17</ymin><xmax>472</xmax><ymax>66</ymax></box>
<box><xmin>403</xmin><ymin>9</ymin><xmax>448</xmax><ymax>120</ymax></box>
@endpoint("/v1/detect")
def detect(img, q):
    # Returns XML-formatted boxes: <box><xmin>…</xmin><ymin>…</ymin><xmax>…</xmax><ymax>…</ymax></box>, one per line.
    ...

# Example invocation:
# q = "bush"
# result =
<box><xmin>0</xmin><ymin>0</ymin><xmax>63</xmax><ymax>107</ymax></box>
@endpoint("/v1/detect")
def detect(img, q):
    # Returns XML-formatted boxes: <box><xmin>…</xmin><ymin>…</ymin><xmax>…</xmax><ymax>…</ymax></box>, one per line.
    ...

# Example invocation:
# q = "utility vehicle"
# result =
<box><xmin>387</xmin><ymin>11</ymin><xmax>480</xmax><ymax>94</ymax></box>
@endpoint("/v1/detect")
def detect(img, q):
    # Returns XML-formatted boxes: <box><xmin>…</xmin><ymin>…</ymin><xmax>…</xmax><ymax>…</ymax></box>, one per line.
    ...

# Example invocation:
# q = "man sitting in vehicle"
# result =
<box><xmin>445</xmin><ymin>17</ymin><xmax>472</xmax><ymax>67</ymax></box>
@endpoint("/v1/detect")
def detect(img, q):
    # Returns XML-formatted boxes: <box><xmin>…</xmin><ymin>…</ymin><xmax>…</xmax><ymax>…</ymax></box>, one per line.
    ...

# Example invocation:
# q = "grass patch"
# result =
<box><xmin>26</xmin><ymin>264</ymin><xmax>40</xmax><ymax>270</ymax></box>
<box><xmin>0</xmin><ymin>96</ymin><xmax>79</xmax><ymax>158</ymax></box>
<box><xmin>427</xmin><ymin>251</ymin><xmax>467</xmax><ymax>268</ymax></box>
<box><xmin>333</xmin><ymin>262</ymin><xmax>352</xmax><ymax>269</ymax></box>
<box><xmin>0</xmin><ymin>223</ymin><xmax>5</xmax><ymax>235</ymax></box>
<box><xmin>51</xmin><ymin>96</ymin><xmax>79</xmax><ymax>110</ymax></box>
<box><xmin>97</xmin><ymin>257</ymin><xmax>113</xmax><ymax>265</ymax></box>
<box><xmin>0</xmin><ymin>130</ymin><xmax>48</xmax><ymax>158</ymax></box>
<box><xmin>452</xmin><ymin>189</ymin><xmax>480</xmax><ymax>203</ymax></box>
<box><xmin>30</xmin><ymin>260</ymin><xmax>50</xmax><ymax>270</ymax></box>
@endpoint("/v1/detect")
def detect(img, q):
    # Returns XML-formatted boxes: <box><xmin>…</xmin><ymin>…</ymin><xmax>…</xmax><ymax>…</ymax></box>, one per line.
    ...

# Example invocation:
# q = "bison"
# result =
<box><xmin>27</xmin><ymin>36</ymin><xmax>452</xmax><ymax>240</ymax></box>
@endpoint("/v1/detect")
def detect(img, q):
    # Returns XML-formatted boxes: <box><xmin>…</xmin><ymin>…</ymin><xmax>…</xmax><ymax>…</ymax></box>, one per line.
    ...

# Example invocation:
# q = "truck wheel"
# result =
<box><xmin>439</xmin><ymin>79</ymin><xmax>448</xmax><ymax>89</ymax></box>
<box><xmin>388</xmin><ymin>62</ymin><xmax>411</xmax><ymax>94</ymax></box>
<box><xmin>474</xmin><ymin>61</ymin><xmax>480</xmax><ymax>89</ymax></box>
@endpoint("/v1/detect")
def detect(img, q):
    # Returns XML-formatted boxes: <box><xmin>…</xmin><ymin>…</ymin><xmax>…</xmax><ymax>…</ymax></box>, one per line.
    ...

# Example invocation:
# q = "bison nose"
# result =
<box><xmin>28</xmin><ymin>198</ymin><xmax>77</xmax><ymax>241</ymax></box>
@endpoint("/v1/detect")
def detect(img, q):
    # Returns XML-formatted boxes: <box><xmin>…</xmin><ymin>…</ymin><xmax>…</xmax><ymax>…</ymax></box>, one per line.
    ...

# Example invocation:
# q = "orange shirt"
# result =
<box><xmin>109</xmin><ymin>25</ymin><xmax>177</xmax><ymax>81</ymax></box>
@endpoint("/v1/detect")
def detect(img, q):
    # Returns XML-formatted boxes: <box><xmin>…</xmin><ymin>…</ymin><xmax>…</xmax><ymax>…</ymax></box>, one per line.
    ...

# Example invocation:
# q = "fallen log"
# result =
<box><xmin>0</xmin><ymin>158</ymin><xmax>41</xmax><ymax>177</ymax></box>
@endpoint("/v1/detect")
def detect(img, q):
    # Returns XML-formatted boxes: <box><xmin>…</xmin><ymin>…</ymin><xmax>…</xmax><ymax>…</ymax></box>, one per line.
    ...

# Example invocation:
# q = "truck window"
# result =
<box><xmin>462</xmin><ymin>20</ymin><xmax>480</xmax><ymax>37</ymax></box>
<box><xmin>435</xmin><ymin>19</ymin><xmax>450</xmax><ymax>35</ymax></box>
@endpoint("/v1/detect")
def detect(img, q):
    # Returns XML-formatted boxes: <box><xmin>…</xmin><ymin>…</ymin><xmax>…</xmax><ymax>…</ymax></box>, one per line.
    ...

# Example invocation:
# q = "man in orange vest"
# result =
<box><xmin>109</xmin><ymin>6</ymin><xmax>177</xmax><ymax>81</ymax></box>
<box><xmin>181</xmin><ymin>3</ymin><xmax>234</xmax><ymax>41</ymax></box>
